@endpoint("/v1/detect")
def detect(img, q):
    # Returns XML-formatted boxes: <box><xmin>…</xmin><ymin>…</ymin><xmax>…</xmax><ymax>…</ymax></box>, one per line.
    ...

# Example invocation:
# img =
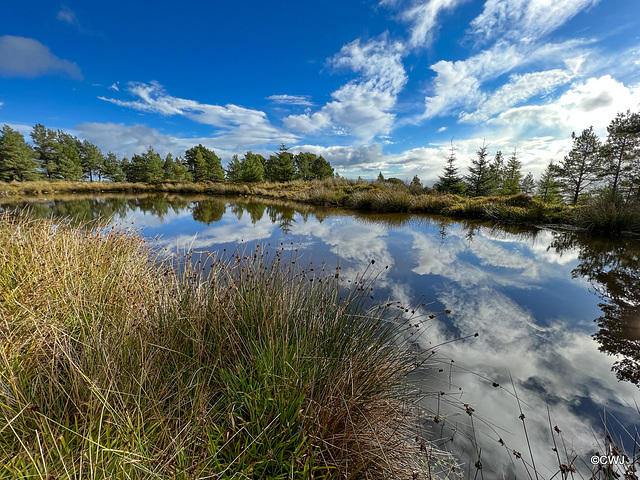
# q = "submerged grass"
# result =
<box><xmin>0</xmin><ymin>213</ymin><xmax>448</xmax><ymax>478</ymax></box>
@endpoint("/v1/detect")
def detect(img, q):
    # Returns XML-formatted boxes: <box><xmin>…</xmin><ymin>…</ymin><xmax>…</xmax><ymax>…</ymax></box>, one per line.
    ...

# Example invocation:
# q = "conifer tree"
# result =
<box><xmin>434</xmin><ymin>142</ymin><xmax>465</xmax><ymax>194</ymax></box>
<box><xmin>240</xmin><ymin>151</ymin><xmax>265</xmax><ymax>183</ymax></box>
<box><xmin>30</xmin><ymin>124</ymin><xmax>60</xmax><ymax>179</ymax></box>
<box><xmin>102</xmin><ymin>152</ymin><xmax>126</xmax><ymax>182</ymax></box>
<box><xmin>601</xmin><ymin>110</ymin><xmax>640</xmax><ymax>197</ymax></box>
<box><xmin>185</xmin><ymin>144</ymin><xmax>224</xmax><ymax>182</ymax></box>
<box><xmin>536</xmin><ymin>162</ymin><xmax>560</xmax><ymax>203</ymax></box>
<box><xmin>0</xmin><ymin>125</ymin><xmax>39</xmax><ymax>181</ymax></box>
<box><xmin>226</xmin><ymin>154</ymin><xmax>242</xmax><ymax>182</ymax></box>
<box><xmin>556</xmin><ymin>127</ymin><xmax>603</xmax><ymax>205</ymax></box>
<box><xmin>265</xmin><ymin>144</ymin><xmax>295</xmax><ymax>182</ymax></box>
<box><xmin>79</xmin><ymin>139</ymin><xmax>104</xmax><ymax>182</ymax></box>
<box><xmin>310</xmin><ymin>155</ymin><xmax>334</xmax><ymax>179</ymax></box>
<box><xmin>502</xmin><ymin>150</ymin><xmax>522</xmax><ymax>195</ymax></box>
<box><xmin>465</xmin><ymin>142</ymin><xmax>493</xmax><ymax>197</ymax></box>
<box><xmin>489</xmin><ymin>150</ymin><xmax>504</xmax><ymax>195</ymax></box>
<box><xmin>520</xmin><ymin>172</ymin><xmax>535</xmax><ymax>195</ymax></box>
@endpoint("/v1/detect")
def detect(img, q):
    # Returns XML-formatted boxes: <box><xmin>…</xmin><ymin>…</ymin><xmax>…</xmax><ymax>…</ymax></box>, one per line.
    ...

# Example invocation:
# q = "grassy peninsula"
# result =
<box><xmin>0</xmin><ymin>213</ymin><xmax>451</xmax><ymax>478</ymax></box>
<box><xmin>2</xmin><ymin>178</ymin><xmax>639</xmax><ymax>234</ymax></box>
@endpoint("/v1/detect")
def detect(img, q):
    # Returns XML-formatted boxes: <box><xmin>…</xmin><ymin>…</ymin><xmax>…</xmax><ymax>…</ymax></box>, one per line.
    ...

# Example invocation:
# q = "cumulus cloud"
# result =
<box><xmin>491</xmin><ymin>75</ymin><xmax>640</xmax><ymax>137</ymax></box>
<box><xmin>267</xmin><ymin>94</ymin><xmax>315</xmax><ymax>106</ymax></box>
<box><xmin>99</xmin><ymin>81</ymin><xmax>297</xmax><ymax>150</ymax></box>
<box><xmin>284</xmin><ymin>37</ymin><xmax>407</xmax><ymax>142</ymax></box>
<box><xmin>0</xmin><ymin>36</ymin><xmax>83</xmax><ymax>80</ymax></box>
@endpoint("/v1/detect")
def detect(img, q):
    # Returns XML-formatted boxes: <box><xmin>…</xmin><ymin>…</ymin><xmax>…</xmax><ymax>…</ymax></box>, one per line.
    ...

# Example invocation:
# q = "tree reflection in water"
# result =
<box><xmin>550</xmin><ymin>231</ymin><xmax>640</xmax><ymax>385</ymax></box>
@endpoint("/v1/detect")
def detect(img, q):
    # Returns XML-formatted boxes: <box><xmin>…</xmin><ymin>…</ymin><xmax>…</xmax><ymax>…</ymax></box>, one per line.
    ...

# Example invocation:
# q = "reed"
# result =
<box><xmin>0</xmin><ymin>213</ymin><xmax>444</xmax><ymax>478</ymax></box>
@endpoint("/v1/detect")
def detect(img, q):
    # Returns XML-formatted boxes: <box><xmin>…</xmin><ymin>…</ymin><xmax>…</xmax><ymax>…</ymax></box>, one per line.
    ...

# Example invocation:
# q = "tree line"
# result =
<box><xmin>433</xmin><ymin>110</ymin><xmax>640</xmax><ymax>205</ymax></box>
<box><xmin>0</xmin><ymin>124</ymin><xmax>335</xmax><ymax>184</ymax></box>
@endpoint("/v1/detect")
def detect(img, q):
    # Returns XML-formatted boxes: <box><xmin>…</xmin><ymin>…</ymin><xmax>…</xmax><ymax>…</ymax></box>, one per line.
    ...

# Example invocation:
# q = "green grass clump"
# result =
<box><xmin>575</xmin><ymin>196</ymin><xmax>640</xmax><ymax>234</ymax></box>
<box><xmin>0</xmin><ymin>214</ymin><xmax>442</xmax><ymax>478</ymax></box>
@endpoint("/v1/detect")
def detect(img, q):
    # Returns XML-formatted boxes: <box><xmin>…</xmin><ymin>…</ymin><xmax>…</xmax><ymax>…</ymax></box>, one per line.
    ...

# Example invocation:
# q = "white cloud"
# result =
<box><xmin>56</xmin><ymin>6</ymin><xmax>79</xmax><ymax>27</ymax></box>
<box><xmin>283</xmin><ymin>111</ymin><xmax>331</xmax><ymax>133</ymax></box>
<box><xmin>99</xmin><ymin>81</ymin><xmax>297</xmax><ymax>150</ymax></box>
<box><xmin>469</xmin><ymin>0</ymin><xmax>600</xmax><ymax>44</ymax></box>
<box><xmin>491</xmin><ymin>75</ymin><xmax>640</xmax><ymax>137</ymax></box>
<box><xmin>460</xmin><ymin>69</ymin><xmax>573</xmax><ymax>123</ymax></box>
<box><xmin>422</xmin><ymin>41</ymin><xmax>527</xmax><ymax>119</ymax></box>
<box><xmin>403</xmin><ymin>0</ymin><xmax>468</xmax><ymax>48</ymax></box>
<box><xmin>109</xmin><ymin>82</ymin><xmax>119</xmax><ymax>91</ymax></box>
<box><xmin>75</xmin><ymin>122</ymin><xmax>230</xmax><ymax>158</ymax></box>
<box><xmin>267</xmin><ymin>94</ymin><xmax>315</xmax><ymax>106</ymax></box>
<box><xmin>437</xmin><ymin>126</ymin><xmax>447</xmax><ymax>132</ymax></box>
<box><xmin>285</xmin><ymin>37</ymin><xmax>407</xmax><ymax>142</ymax></box>
<box><xmin>0</xmin><ymin>36</ymin><xmax>83</xmax><ymax>80</ymax></box>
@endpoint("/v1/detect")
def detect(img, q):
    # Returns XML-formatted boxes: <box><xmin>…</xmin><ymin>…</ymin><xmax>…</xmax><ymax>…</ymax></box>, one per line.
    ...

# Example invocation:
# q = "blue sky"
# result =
<box><xmin>1</xmin><ymin>0</ymin><xmax>639</xmax><ymax>182</ymax></box>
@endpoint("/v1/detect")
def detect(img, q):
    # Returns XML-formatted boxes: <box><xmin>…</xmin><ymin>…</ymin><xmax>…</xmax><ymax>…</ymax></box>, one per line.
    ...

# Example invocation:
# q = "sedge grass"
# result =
<box><xmin>0</xmin><ymin>213</ymin><xmax>447</xmax><ymax>478</ymax></box>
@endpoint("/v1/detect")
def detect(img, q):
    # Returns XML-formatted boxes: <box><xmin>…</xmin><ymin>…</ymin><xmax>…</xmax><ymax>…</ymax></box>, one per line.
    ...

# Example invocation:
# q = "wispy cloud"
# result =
<box><xmin>459</xmin><ymin>69</ymin><xmax>574</xmax><ymax>123</ymax></box>
<box><xmin>404</xmin><ymin>0</ymin><xmax>468</xmax><ymax>48</ymax></box>
<box><xmin>98</xmin><ymin>82</ymin><xmax>298</xmax><ymax>150</ymax></box>
<box><xmin>56</xmin><ymin>6</ymin><xmax>80</xmax><ymax>27</ymax></box>
<box><xmin>109</xmin><ymin>82</ymin><xmax>119</xmax><ymax>91</ymax></box>
<box><xmin>56</xmin><ymin>5</ymin><xmax>93</xmax><ymax>34</ymax></box>
<box><xmin>469</xmin><ymin>0</ymin><xmax>600</xmax><ymax>45</ymax></box>
<box><xmin>267</xmin><ymin>94</ymin><xmax>314</xmax><ymax>106</ymax></box>
<box><xmin>0</xmin><ymin>35</ymin><xmax>83</xmax><ymax>80</ymax></box>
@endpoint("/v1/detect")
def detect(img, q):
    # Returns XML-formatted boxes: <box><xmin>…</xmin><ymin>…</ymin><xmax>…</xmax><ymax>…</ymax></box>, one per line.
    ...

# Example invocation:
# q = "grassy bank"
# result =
<box><xmin>0</xmin><ymin>214</ymin><xmax>448</xmax><ymax>478</ymax></box>
<box><xmin>0</xmin><ymin>178</ymin><xmax>576</xmax><ymax>226</ymax></box>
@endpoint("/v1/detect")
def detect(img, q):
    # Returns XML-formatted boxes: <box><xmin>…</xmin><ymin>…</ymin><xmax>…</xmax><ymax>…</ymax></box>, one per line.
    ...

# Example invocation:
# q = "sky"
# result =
<box><xmin>1</xmin><ymin>0</ymin><xmax>639</xmax><ymax>183</ymax></box>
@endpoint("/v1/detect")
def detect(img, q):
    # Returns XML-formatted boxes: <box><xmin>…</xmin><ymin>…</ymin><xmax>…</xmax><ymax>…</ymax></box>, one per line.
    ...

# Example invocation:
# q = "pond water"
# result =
<box><xmin>3</xmin><ymin>194</ymin><xmax>640</xmax><ymax>478</ymax></box>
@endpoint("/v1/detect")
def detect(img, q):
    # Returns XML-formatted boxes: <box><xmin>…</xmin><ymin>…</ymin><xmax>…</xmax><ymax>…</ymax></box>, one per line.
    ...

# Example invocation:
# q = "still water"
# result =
<box><xmin>4</xmin><ymin>193</ymin><xmax>640</xmax><ymax>478</ymax></box>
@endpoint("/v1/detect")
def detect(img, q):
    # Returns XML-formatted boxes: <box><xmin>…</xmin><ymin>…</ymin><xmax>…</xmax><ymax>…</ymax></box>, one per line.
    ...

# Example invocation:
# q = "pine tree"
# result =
<box><xmin>536</xmin><ymin>162</ymin><xmax>560</xmax><ymax>203</ymax></box>
<box><xmin>102</xmin><ymin>152</ymin><xmax>126</xmax><ymax>182</ymax></box>
<box><xmin>310</xmin><ymin>155</ymin><xmax>334</xmax><ymax>180</ymax></box>
<box><xmin>434</xmin><ymin>143</ymin><xmax>466</xmax><ymax>194</ymax></box>
<box><xmin>502</xmin><ymin>150</ymin><xmax>522</xmax><ymax>195</ymax></box>
<box><xmin>185</xmin><ymin>144</ymin><xmax>224</xmax><ymax>182</ymax></box>
<box><xmin>488</xmin><ymin>150</ymin><xmax>504</xmax><ymax>195</ymax></box>
<box><xmin>520</xmin><ymin>172</ymin><xmax>535</xmax><ymax>195</ymax></box>
<box><xmin>240</xmin><ymin>151</ymin><xmax>265</xmax><ymax>183</ymax></box>
<box><xmin>30</xmin><ymin>124</ymin><xmax>61</xmax><ymax>179</ymax></box>
<box><xmin>193</xmin><ymin>150</ymin><xmax>207</xmax><ymax>182</ymax></box>
<box><xmin>556</xmin><ymin>127</ymin><xmax>604</xmax><ymax>205</ymax></box>
<box><xmin>602</xmin><ymin>110</ymin><xmax>640</xmax><ymax>198</ymax></box>
<box><xmin>172</xmin><ymin>156</ymin><xmax>192</xmax><ymax>182</ymax></box>
<box><xmin>56</xmin><ymin>131</ymin><xmax>83</xmax><ymax>181</ymax></box>
<box><xmin>226</xmin><ymin>154</ymin><xmax>242</xmax><ymax>182</ymax></box>
<box><xmin>80</xmin><ymin>140</ymin><xmax>104</xmax><ymax>182</ymax></box>
<box><xmin>0</xmin><ymin>125</ymin><xmax>39</xmax><ymax>181</ymax></box>
<box><xmin>265</xmin><ymin>144</ymin><xmax>295</xmax><ymax>182</ymax></box>
<box><xmin>294</xmin><ymin>152</ymin><xmax>313</xmax><ymax>180</ymax></box>
<box><xmin>377</xmin><ymin>172</ymin><xmax>385</xmax><ymax>182</ymax></box>
<box><xmin>465</xmin><ymin>142</ymin><xmax>494</xmax><ymax>197</ymax></box>
<box><xmin>163</xmin><ymin>153</ymin><xmax>176</xmax><ymax>180</ymax></box>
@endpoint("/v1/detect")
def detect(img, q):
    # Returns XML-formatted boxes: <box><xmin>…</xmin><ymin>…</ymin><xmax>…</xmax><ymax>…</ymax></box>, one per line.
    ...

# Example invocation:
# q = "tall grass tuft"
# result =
<box><xmin>0</xmin><ymin>213</ymin><xmax>444</xmax><ymax>478</ymax></box>
<box><xmin>575</xmin><ymin>196</ymin><xmax>640</xmax><ymax>234</ymax></box>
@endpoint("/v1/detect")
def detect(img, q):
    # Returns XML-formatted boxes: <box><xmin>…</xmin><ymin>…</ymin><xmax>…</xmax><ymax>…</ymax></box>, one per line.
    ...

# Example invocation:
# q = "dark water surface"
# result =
<box><xmin>4</xmin><ymin>194</ymin><xmax>640</xmax><ymax>478</ymax></box>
